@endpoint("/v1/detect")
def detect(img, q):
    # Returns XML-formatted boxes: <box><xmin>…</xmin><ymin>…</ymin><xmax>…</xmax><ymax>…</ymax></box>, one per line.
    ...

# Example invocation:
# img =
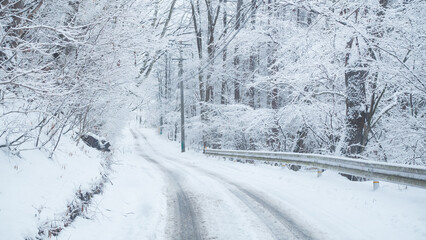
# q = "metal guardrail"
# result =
<box><xmin>204</xmin><ymin>149</ymin><xmax>426</xmax><ymax>189</ymax></box>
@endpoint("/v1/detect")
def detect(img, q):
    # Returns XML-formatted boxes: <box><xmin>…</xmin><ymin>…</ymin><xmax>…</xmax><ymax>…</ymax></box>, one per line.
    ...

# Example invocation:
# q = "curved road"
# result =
<box><xmin>132</xmin><ymin>130</ymin><xmax>202</xmax><ymax>240</ymax></box>
<box><xmin>58</xmin><ymin>128</ymin><xmax>424</xmax><ymax>240</ymax></box>
<box><xmin>131</xmin><ymin>129</ymin><xmax>316</xmax><ymax>240</ymax></box>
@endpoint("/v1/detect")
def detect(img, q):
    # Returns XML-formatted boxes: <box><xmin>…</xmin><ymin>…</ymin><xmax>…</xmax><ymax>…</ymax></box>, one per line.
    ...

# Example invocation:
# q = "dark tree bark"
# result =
<box><xmin>345</xmin><ymin>62</ymin><xmax>368</xmax><ymax>155</ymax></box>
<box><xmin>344</xmin><ymin>0</ymin><xmax>388</xmax><ymax>156</ymax></box>
<box><xmin>248</xmin><ymin>51</ymin><xmax>256</xmax><ymax>108</ymax></box>
<box><xmin>233</xmin><ymin>0</ymin><xmax>243</xmax><ymax>103</ymax></box>
<box><xmin>221</xmin><ymin>0</ymin><xmax>228</xmax><ymax>105</ymax></box>
<box><xmin>190</xmin><ymin>0</ymin><xmax>205</xmax><ymax>123</ymax></box>
<box><xmin>205</xmin><ymin>0</ymin><xmax>221</xmax><ymax>103</ymax></box>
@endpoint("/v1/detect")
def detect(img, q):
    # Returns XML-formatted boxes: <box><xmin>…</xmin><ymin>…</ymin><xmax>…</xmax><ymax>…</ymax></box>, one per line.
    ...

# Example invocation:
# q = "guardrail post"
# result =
<box><xmin>317</xmin><ymin>169</ymin><xmax>323</xmax><ymax>178</ymax></box>
<box><xmin>373</xmin><ymin>180</ymin><xmax>380</xmax><ymax>191</ymax></box>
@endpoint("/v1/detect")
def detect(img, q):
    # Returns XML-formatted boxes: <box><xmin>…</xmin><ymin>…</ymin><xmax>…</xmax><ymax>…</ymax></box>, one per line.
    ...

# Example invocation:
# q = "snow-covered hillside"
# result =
<box><xmin>0</xmin><ymin>135</ymin><xmax>109</xmax><ymax>239</ymax></box>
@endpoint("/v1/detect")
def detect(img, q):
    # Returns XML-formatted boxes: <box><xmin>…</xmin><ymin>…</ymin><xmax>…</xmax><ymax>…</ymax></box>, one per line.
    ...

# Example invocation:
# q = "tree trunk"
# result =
<box><xmin>190</xmin><ymin>0</ymin><xmax>205</xmax><ymax>122</ymax></box>
<box><xmin>221</xmin><ymin>0</ymin><xmax>228</xmax><ymax>105</ymax></box>
<box><xmin>233</xmin><ymin>0</ymin><xmax>243</xmax><ymax>104</ymax></box>
<box><xmin>248</xmin><ymin>51</ymin><xmax>256</xmax><ymax>108</ymax></box>
<box><xmin>205</xmin><ymin>0</ymin><xmax>221</xmax><ymax>104</ymax></box>
<box><xmin>248</xmin><ymin>0</ymin><xmax>258</xmax><ymax>108</ymax></box>
<box><xmin>345</xmin><ymin>63</ymin><xmax>368</xmax><ymax>155</ymax></box>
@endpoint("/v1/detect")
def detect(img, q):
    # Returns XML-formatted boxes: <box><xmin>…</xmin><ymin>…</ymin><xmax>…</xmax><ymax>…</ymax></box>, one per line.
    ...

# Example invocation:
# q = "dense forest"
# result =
<box><xmin>1</xmin><ymin>0</ymin><xmax>425</xmax><ymax>164</ymax></box>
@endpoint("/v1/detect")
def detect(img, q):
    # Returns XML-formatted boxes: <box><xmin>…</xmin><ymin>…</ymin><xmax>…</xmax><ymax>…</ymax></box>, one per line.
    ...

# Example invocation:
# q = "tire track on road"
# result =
<box><xmin>135</xmin><ymin>130</ymin><xmax>315</xmax><ymax>240</ymax></box>
<box><xmin>131</xmin><ymin>130</ymin><xmax>203</xmax><ymax>240</ymax></box>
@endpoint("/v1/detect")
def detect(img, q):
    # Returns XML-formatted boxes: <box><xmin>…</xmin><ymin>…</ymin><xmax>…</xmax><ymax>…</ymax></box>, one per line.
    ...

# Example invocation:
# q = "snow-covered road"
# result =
<box><xmin>59</xmin><ymin>127</ymin><xmax>426</xmax><ymax>240</ymax></box>
<box><xmin>133</xmin><ymin>129</ymin><xmax>313</xmax><ymax>240</ymax></box>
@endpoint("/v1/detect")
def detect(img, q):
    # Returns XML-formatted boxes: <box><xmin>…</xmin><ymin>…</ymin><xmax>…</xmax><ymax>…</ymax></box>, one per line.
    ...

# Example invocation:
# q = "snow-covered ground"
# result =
<box><xmin>0</xmin><ymin>136</ymin><xmax>106</xmax><ymax>239</ymax></box>
<box><xmin>58</xmin><ymin>126</ymin><xmax>168</xmax><ymax>240</ymax></box>
<box><xmin>1</xmin><ymin>124</ymin><xmax>425</xmax><ymax>239</ymax></box>
<box><xmin>56</xmin><ymin>125</ymin><xmax>426</xmax><ymax>240</ymax></box>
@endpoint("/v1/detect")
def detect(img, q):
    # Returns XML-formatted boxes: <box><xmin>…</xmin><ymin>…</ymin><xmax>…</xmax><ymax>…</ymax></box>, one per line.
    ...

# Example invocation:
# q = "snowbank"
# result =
<box><xmin>58</xmin><ymin>125</ymin><xmax>167</xmax><ymax>240</ymax></box>
<box><xmin>0</xmin><ymin>136</ymin><xmax>105</xmax><ymax>239</ymax></box>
